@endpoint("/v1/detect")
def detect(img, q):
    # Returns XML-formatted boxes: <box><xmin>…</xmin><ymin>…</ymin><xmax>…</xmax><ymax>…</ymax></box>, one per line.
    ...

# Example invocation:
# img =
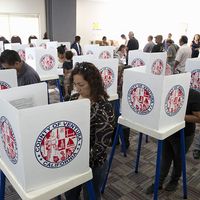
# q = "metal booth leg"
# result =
<box><xmin>135</xmin><ymin>133</ymin><xmax>143</xmax><ymax>173</ymax></box>
<box><xmin>180</xmin><ymin>128</ymin><xmax>187</xmax><ymax>199</ymax></box>
<box><xmin>86</xmin><ymin>180</ymin><xmax>96</xmax><ymax>200</ymax></box>
<box><xmin>153</xmin><ymin>140</ymin><xmax>163</xmax><ymax>200</ymax></box>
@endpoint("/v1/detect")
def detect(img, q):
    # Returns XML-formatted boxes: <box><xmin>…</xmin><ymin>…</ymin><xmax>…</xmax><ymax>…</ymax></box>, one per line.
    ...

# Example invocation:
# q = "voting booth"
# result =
<box><xmin>31</xmin><ymin>39</ymin><xmax>50</xmax><ymax>49</ymax></box>
<box><xmin>128</xmin><ymin>50</ymin><xmax>167</xmax><ymax>75</ymax></box>
<box><xmin>73</xmin><ymin>55</ymin><xmax>95</xmax><ymax>66</ymax></box>
<box><xmin>0</xmin><ymin>82</ymin><xmax>90</xmax><ymax>192</ymax></box>
<box><xmin>0</xmin><ymin>41</ymin><xmax>3</xmax><ymax>54</ymax></box>
<box><xmin>185</xmin><ymin>58</ymin><xmax>200</xmax><ymax>92</ymax></box>
<box><xmin>82</xmin><ymin>46</ymin><xmax>114</xmax><ymax>59</ymax></box>
<box><xmin>83</xmin><ymin>44</ymin><xmax>99</xmax><ymax>55</ymax></box>
<box><xmin>25</xmin><ymin>47</ymin><xmax>59</xmax><ymax>81</ymax></box>
<box><xmin>4</xmin><ymin>43</ymin><xmax>29</xmax><ymax>61</ymax></box>
<box><xmin>121</xmin><ymin>69</ymin><xmax>191</xmax><ymax>131</ymax></box>
<box><xmin>72</xmin><ymin>56</ymin><xmax>118</xmax><ymax>97</ymax></box>
<box><xmin>46</xmin><ymin>41</ymin><xmax>58</xmax><ymax>49</ymax></box>
<box><xmin>0</xmin><ymin>69</ymin><xmax>17</xmax><ymax>90</ymax></box>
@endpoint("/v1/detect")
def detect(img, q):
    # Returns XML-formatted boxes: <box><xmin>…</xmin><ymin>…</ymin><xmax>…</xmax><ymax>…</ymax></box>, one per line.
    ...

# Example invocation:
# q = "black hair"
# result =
<box><xmin>75</xmin><ymin>36</ymin><xmax>81</xmax><ymax>42</ymax></box>
<box><xmin>11</xmin><ymin>36</ymin><xmax>22</xmax><ymax>44</ymax></box>
<box><xmin>65</xmin><ymin>51</ymin><xmax>73</xmax><ymax>60</ymax></box>
<box><xmin>0</xmin><ymin>50</ymin><xmax>21</xmax><ymax>65</ymax></box>
<box><xmin>28</xmin><ymin>35</ymin><xmax>37</xmax><ymax>44</ymax></box>
<box><xmin>57</xmin><ymin>45</ymin><xmax>66</xmax><ymax>54</ymax></box>
<box><xmin>180</xmin><ymin>35</ymin><xmax>188</xmax><ymax>44</ymax></box>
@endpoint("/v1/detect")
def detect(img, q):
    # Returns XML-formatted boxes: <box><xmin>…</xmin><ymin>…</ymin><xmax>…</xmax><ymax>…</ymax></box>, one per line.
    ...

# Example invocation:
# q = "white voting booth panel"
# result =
<box><xmin>128</xmin><ymin>50</ymin><xmax>167</xmax><ymax>75</ymax></box>
<box><xmin>87</xmin><ymin>46</ymin><xmax>114</xmax><ymax>59</ymax></box>
<box><xmin>46</xmin><ymin>41</ymin><xmax>58</xmax><ymax>49</ymax></box>
<box><xmin>72</xmin><ymin>56</ymin><xmax>118</xmax><ymax>97</ymax></box>
<box><xmin>0</xmin><ymin>41</ymin><xmax>3</xmax><ymax>54</ymax></box>
<box><xmin>185</xmin><ymin>58</ymin><xmax>200</xmax><ymax>92</ymax></box>
<box><xmin>31</xmin><ymin>39</ymin><xmax>50</xmax><ymax>49</ymax></box>
<box><xmin>4</xmin><ymin>43</ymin><xmax>29</xmax><ymax>61</ymax></box>
<box><xmin>0</xmin><ymin>82</ymin><xmax>90</xmax><ymax>192</ymax></box>
<box><xmin>0</xmin><ymin>69</ymin><xmax>17</xmax><ymax>90</ymax></box>
<box><xmin>90</xmin><ymin>59</ymin><xmax>118</xmax><ymax>96</ymax></box>
<box><xmin>121</xmin><ymin>69</ymin><xmax>191</xmax><ymax>132</ymax></box>
<box><xmin>83</xmin><ymin>44</ymin><xmax>99</xmax><ymax>55</ymax></box>
<box><xmin>73</xmin><ymin>55</ymin><xmax>95</xmax><ymax>66</ymax></box>
<box><xmin>25</xmin><ymin>47</ymin><xmax>58</xmax><ymax>81</ymax></box>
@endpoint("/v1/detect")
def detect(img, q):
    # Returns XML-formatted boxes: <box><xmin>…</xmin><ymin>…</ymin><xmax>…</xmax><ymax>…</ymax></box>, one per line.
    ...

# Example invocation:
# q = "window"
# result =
<box><xmin>0</xmin><ymin>14</ymin><xmax>39</xmax><ymax>44</ymax></box>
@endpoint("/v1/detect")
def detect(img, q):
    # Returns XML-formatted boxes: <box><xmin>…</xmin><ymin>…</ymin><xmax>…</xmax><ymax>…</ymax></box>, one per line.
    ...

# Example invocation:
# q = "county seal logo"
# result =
<box><xmin>165</xmin><ymin>85</ymin><xmax>185</xmax><ymax>116</ymax></box>
<box><xmin>152</xmin><ymin>59</ymin><xmax>164</xmax><ymax>75</ymax></box>
<box><xmin>100</xmin><ymin>67</ymin><xmax>114</xmax><ymax>89</ymax></box>
<box><xmin>99</xmin><ymin>51</ymin><xmax>111</xmax><ymax>59</ymax></box>
<box><xmin>40</xmin><ymin>54</ymin><xmax>55</xmax><ymax>71</ymax></box>
<box><xmin>127</xmin><ymin>83</ymin><xmax>154</xmax><ymax>115</ymax></box>
<box><xmin>190</xmin><ymin>69</ymin><xmax>200</xmax><ymax>92</ymax></box>
<box><xmin>0</xmin><ymin>116</ymin><xmax>18</xmax><ymax>164</ymax></box>
<box><xmin>131</xmin><ymin>58</ymin><xmax>145</xmax><ymax>67</ymax></box>
<box><xmin>0</xmin><ymin>81</ymin><xmax>11</xmax><ymax>90</ymax></box>
<box><xmin>35</xmin><ymin>121</ymin><xmax>82</xmax><ymax>168</ymax></box>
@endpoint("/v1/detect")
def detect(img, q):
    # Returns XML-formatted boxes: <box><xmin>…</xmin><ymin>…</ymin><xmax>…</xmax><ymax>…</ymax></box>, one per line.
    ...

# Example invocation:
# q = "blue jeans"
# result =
<box><xmin>65</xmin><ymin>160</ymin><xmax>108</xmax><ymax>200</ymax></box>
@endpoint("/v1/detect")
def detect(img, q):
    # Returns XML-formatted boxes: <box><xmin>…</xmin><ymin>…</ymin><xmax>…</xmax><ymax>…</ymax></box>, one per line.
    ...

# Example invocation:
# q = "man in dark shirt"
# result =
<box><xmin>151</xmin><ymin>35</ymin><xmax>164</xmax><ymax>53</ymax></box>
<box><xmin>126</xmin><ymin>31</ymin><xmax>139</xmax><ymax>64</ymax></box>
<box><xmin>71</xmin><ymin>35</ymin><xmax>82</xmax><ymax>56</ymax></box>
<box><xmin>0</xmin><ymin>50</ymin><xmax>40</xmax><ymax>86</ymax></box>
<box><xmin>146</xmin><ymin>89</ymin><xmax>200</xmax><ymax>194</ymax></box>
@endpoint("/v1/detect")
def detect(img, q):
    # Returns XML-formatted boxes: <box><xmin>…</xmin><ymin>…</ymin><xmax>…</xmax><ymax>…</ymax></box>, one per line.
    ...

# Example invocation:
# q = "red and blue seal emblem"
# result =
<box><xmin>152</xmin><ymin>59</ymin><xmax>164</xmax><ymax>75</ymax></box>
<box><xmin>99</xmin><ymin>51</ymin><xmax>111</xmax><ymax>59</ymax></box>
<box><xmin>190</xmin><ymin>69</ymin><xmax>200</xmax><ymax>92</ymax></box>
<box><xmin>40</xmin><ymin>54</ymin><xmax>55</xmax><ymax>71</ymax></box>
<box><xmin>131</xmin><ymin>58</ymin><xmax>145</xmax><ymax>67</ymax></box>
<box><xmin>35</xmin><ymin>121</ymin><xmax>82</xmax><ymax>168</ymax></box>
<box><xmin>127</xmin><ymin>83</ymin><xmax>154</xmax><ymax>115</ymax></box>
<box><xmin>165</xmin><ymin>85</ymin><xmax>185</xmax><ymax>116</ymax></box>
<box><xmin>0</xmin><ymin>81</ymin><xmax>11</xmax><ymax>90</ymax></box>
<box><xmin>100</xmin><ymin>67</ymin><xmax>114</xmax><ymax>89</ymax></box>
<box><xmin>0</xmin><ymin>116</ymin><xmax>18</xmax><ymax>164</ymax></box>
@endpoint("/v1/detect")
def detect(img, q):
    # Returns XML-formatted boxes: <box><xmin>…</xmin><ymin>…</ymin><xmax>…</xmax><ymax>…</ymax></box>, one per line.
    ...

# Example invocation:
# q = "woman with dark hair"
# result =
<box><xmin>65</xmin><ymin>62</ymin><xmax>115</xmax><ymax>200</ymax></box>
<box><xmin>116</xmin><ymin>44</ymin><xmax>127</xmax><ymax>64</ymax></box>
<box><xmin>57</xmin><ymin>44</ymin><xmax>66</xmax><ymax>63</ymax></box>
<box><xmin>190</xmin><ymin>34</ymin><xmax>200</xmax><ymax>58</ymax></box>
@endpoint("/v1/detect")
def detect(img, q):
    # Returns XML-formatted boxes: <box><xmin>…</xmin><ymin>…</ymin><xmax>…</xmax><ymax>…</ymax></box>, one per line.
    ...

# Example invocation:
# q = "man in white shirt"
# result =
<box><xmin>174</xmin><ymin>35</ymin><xmax>192</xmax><ymax>73</ymax></box>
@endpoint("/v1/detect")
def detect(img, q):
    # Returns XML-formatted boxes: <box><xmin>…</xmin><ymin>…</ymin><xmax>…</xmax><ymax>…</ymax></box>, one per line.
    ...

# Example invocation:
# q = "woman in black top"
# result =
<box><xmin>65</xmin><ymin>62</ymin><xmax>115</xmax><ymax>200</ymax></box>
<box><xmin>190</xmin><ymin>34</ymin><xmax>200</xmax><ymax>58</ymax></box>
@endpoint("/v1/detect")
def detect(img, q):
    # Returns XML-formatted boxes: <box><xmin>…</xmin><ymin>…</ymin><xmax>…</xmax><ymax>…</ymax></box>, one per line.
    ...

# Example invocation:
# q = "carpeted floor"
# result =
<box><xmin>4</xmin><ymin>86</ymin><xmax>200</xmax><ymax>200</ymax></box>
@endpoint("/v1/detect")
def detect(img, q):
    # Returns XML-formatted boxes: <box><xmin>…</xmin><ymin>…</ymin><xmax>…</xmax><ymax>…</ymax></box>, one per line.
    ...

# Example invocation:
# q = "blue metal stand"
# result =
<box><xmin>45</xmin><ymin>81</ymin><xmax>50</xmax><ymax>104</ymax></box>
<box><xmin>153</xmin><ymin>140</ymin><xmax>163</xmax><ymax>200</ymax></box>
<box><xmin>180</xmin><ymin>129</ymin><xmax>187</xmax><ymax>199</ymax></box>
<box><xmin>86</xmin><ymin>180</ymin><xmax>96</xmax><ymax>200</ymax></box>
<box><xmin>101</xmin><ymin>123</ymin><xmax>122</xmax><ymax>193</ymax></box>
<box><xmin>0</xmin><ymin>171</ymin><xmax>5</xmax><ymax>200</ymax></box>
<box><xmin>56</xmin><ymin>79</ymin><xmax>64</xmax><ymax>102</ymax></box>
<box><xmin>145</xmin><ymin>135</ymin><xmax>149</xmax><ymax>143</ymax></box>
<box><xmin>135</xmin><ymin>133</ymin><xmax>143</xmax><ymax>173</ymax></box>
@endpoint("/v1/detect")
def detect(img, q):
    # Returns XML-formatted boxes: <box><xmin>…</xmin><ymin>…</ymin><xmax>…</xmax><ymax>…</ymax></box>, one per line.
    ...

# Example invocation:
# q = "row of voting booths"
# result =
<box><xmin>0</xmin><ymin>43</ymin><xmax>199</xmax><ymax>199</ymax></box>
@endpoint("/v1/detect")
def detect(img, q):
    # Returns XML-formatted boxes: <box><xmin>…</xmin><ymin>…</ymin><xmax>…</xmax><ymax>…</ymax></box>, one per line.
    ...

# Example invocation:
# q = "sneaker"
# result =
<box><xmin>146</xmin><ymin>184</ymin><xmax>162</xmax><ymax>195</ymax></box>
<box><xmin>193</xmin><ymin>150</ymin><xmax>200</xmax><ymax>159</ymax></box>
<box><xmin>165</xmin><ymin>180</ymin><xmax>178</xmax><ymax>191</ymax></box>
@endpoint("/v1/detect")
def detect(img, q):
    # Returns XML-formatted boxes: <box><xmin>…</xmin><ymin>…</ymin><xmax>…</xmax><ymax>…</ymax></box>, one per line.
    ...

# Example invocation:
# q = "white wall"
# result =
<box><xmin>0</xmin><ymin>0</ymin><xmax>46</xmax><ymax>39</ymax></box>
<box><xmin>77</xmin><ymin>0</ymin><xmax>200</xmax><ymax>48</ymax></box>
